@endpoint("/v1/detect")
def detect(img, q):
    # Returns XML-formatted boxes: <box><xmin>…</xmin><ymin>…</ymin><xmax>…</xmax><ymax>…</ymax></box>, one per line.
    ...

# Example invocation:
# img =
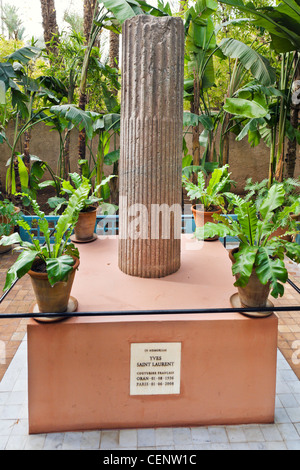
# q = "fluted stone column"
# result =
<box><xmin>118</xmin><ymin>15</ymin><xmax>184</xmax><ymax>278</ymax></box>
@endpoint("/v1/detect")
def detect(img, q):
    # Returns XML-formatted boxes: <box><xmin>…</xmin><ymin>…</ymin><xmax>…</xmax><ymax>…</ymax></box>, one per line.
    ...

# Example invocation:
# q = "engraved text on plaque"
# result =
<box><xmin>130</xmin><ymin>343</ymin><xmax>181</xmax><ymax>395</ymax></box>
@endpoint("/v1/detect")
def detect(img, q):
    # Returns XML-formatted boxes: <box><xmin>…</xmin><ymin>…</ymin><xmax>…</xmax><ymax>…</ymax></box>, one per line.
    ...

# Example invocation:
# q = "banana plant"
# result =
<box><xmin>217</xmin><ymin>0</ymin><xmax>300</xmax><ymax>181</ymax></box>
<box><xmin>198</xmin><ymin>183</ymin><xmax>300</xmax><ymax>298</ymax></box>
<box><xmin>49</xmin><ymin>105</ymin><xmax>120</xmax><ymax>200</ymax></box>
<box><xmin>0</xmin><ymin>45</ymin><xmax>64</xmax><ymax>196</ymax></box>
<box><xmin>217</xmin><ymin>0</ymin><xmax>300</xmax><ymax>53</ymax></box>
<box><xmin>0</xmin><ymin>179</ymin><xmax>91</xmax><ymax>291</ymax></box>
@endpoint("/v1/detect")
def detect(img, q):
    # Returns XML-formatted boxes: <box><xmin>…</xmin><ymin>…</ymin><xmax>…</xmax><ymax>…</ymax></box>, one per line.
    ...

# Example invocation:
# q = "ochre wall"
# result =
<box><xmin>1</xmin><ymin>120</ymin><xmax>299</xmax><ymax>195</ymax></box>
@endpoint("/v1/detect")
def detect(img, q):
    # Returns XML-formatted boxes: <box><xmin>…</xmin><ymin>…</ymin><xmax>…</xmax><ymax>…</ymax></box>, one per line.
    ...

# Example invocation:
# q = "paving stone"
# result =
<box><xmin>242</xmin><ymin>425</ymin><xmax>265</xmax><ymax>442</ymax></box>
<box><xmin>285</xmin><ymin>406</ymin><xmax>300</xmax><ymax>422</ymax></box>
<box><xmin>62</xmin><ymin>432</ymin><xmax>83</xmax><ymax>450</ymax></box>
<box><xmin>191</xmin><ymin>427</ymin><xmax>211</xmax><ymax>444</ymax></box>
<box><xmin>119</xmin><ymin>429</ymin><xmax>138</xmax><ymax>448</ymax></box>
<box><xmin>137</xmin><ymin>428</ymin><xmax>156</xmax><ymax>448</ymax></box>
<box><xmin>286</xmin><ymin>440</ymin><xmax>300</xmax><ymax>450</ymax></box>
<box><xmin>43</xmin><ymin>433</ymin><xmax>65</xmax><ymax>450</ymax></box>
<box><xmin>230</xmin><ymin>442</ymin><xmax>251</xmax><ymax>450</ymax></box>
<box><xmin>278</xmin><ymin>393</ymin><xmax>299</xmax><ymax>408</ymax></box>
<box><xmin>81</xmin><ymin>431</ymin><xmax>101</xmax><ymax>449</ymax></box>
<box><xmin>260</xmin><ymin>424</ymin><xmax>282</xmax><ymax>442</ymax></box>
<box><xmin>274</xmin><ymin>407</ymin><xmax>292</xmax><ymax>423</ymax></box>
<box><xmin>24</xmin><ymin>434</ymin><xmax>46</xmax><ymax>450</ymax></box>
<box><xmin>172</xmin><ymin>427</ymin><xmax>192</xmax><ymax>445</ymax></box>
<box><xmin>226</xmin><ymin>426</ymin><xmax>247</xmax><ymax>443</ymax></box>
<box><xmin>277</xmin><ymin>423</ymin><xmax>300</xmax><ymax>441</ymax></box>
<box><xmin>5</xmin><ymin>434</ymin><xmax>27</xmax><ymax>450</ymax></box>
<box><xmin>208</xmin><ymin>426</ymin><xmax>228</xmax><ymax>443</ymax></box>
<box><xmin>155</xmin><ymin>427</ymin><xmax>174</xmax><ymax>446</ymax></box>
<box><xmin>100</xmin><ymin>430</ymin><xmax>120</xmax><ymax>449</ymax></box>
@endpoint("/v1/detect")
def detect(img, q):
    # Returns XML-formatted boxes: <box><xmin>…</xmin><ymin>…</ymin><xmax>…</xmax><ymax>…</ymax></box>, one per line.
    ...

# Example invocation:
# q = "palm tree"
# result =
<box><xmin>84</xmin><ymin>0</ymin><xmax>98</xmax><ymax>44</ymax></box>
<box><xmin>40</xmin><ymin>0</ymin><xmax>60</xmax><ymax>55</ymax></box>
<box><xmin>1</xmin><ymin>3</ymin><xmax>24</xmax><ymax>40</ymax></box>
<box><xmin>109</xmin><ymin>31</ymin><xmax>119</xmax><ymax>95</ymax></box>
<box><xmin>63</xmin><ymin>10</ymin><xmax>84</xmax><ymax>35</ymax></box>
<box><xmin>78</xmin><ymin>3</ymin><xmax>105</xmax><ymax>165</ymax></box>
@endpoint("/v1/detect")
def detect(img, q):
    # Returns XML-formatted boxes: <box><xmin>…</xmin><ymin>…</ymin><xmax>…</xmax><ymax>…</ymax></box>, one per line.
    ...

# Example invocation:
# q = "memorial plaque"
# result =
<box><xmin>130</xmin><ymin>343</ymin><xmax>181</xmax><ymax>395</ymax></box>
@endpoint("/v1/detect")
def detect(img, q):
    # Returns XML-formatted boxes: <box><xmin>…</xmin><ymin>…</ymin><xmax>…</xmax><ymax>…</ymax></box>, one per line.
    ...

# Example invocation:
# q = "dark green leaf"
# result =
<box><xmin>46</xmin><ymin>255</ymin><xmax>75</xmax><ymax>286</ymax></box>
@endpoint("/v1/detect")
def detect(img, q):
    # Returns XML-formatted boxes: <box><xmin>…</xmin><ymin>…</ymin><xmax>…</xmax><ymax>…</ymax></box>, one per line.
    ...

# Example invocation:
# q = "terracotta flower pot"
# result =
<box><xmin>269</xmin><ymin>213</ymin><xmax>300</xmax><ymax>242</ymax></box>
<box><xmin>191</xmin><ymin>205</ymin><xmax>222</xmax><ymax>241</ymax></box>
<box><xmin>28</xmin><ymin>257</ymin><xmax>79</xmax><ymax>313</ymax></box>
<box><xmin>0</xmin><ymin>206</ymin><xmax>20</xmax><ymax>254</ymax></box>
<box><xmin>229</xmin><ymin>247</ymin><xmax>270</xmax><ymax>308</ymax></box>
<box><xmin>74</xmin><ymin>207</ymin><xmax>97</xmax><ymax>242</ymax></box>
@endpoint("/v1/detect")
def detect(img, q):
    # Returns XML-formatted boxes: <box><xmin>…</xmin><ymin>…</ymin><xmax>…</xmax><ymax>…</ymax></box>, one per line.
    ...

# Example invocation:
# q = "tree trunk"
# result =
<box><xmin>109</xmin><ymin>31</ymin><xmax>119</xmax><ymax>68</ymax></box>
<box><xmin>109</xmin><ymin>31</ymin><xmax>119</xmax><ymax>96</ymax></box>
<box><xmin>78</xmin><ymin>93</ymin><xmax>87</xmax><ymax>167</ymax></box>
<box><xmin>23</xmin><ymin>128</ymin><xmax>31</xmax><ymax>176</ymax></box>
<box><xmin>78</xmin><ymin>1</ymin><xmax>99</xmax><ymax>172</ymax></box>
<box><xmin>275</xmin><ymin>150</ymin><xmax>284</xmax><ymax>182</ymax></box>
<box><xmin>13</xmin><ymin>155</ymin><xmax>22</xmax><ymax>194</ymax></box>
<box><xmin>221</xmin><ymin>112</ymin><xmax>231</xmax><ymax>166</ymax></box>
<box><xmin>286</xmin><ymin>53</ymin><xmax>300</xmax><ymax>178</ymax></box>
<box><xmin>40</xmin><ymin>0</ymin><xmax>60</xmax><ymax>55</ymax></box>
<box><xmin>63</xmin><ymin>131</ymin><xmax>71</xmax><ymax>178</ymax></box>
<box><xmin>190</xmin><ymin>71</ymin><xmax>200</xmax><ymax>172</ymax></box>
<box><xmin>84</xmin><ymin>0</ymin><xmax>98</xmax><ymax>44</ymax></box>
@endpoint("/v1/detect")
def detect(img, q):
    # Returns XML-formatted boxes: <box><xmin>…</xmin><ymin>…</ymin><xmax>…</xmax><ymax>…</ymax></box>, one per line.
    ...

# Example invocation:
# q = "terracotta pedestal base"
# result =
<box><xmin>27</xmin><ymin>236</ymin><xmax>278</xmax><ymax>433</ymax></box>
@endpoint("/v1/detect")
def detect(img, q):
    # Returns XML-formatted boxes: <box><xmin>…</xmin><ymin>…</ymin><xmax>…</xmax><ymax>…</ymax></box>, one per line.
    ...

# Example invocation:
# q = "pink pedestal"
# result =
<box><xmin>27</xmin><ymin>236</ymin><xmax>278</xmax><ymax>433</ymax></box>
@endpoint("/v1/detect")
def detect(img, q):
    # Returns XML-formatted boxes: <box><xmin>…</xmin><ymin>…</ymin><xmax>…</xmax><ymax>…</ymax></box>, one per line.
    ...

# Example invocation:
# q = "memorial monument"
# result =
<box><xmin>27</xmin><ymin>16</ymin><xmax>278</xmax><ymax>434</ymax></box>
<box><xmin>118</xmin><ymin>15</ymin><xmax>185</xmax><ymax>278</ymax></box>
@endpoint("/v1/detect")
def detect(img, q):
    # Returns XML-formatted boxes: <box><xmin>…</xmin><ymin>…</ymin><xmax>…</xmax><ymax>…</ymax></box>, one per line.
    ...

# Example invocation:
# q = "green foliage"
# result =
<box><xmin>197</xmin><ymin>183</ymin><xmax>300</xmax><ymax>297</ymax></box>
<box><xmin>218</xmin><ymin>38</ymin><xmax>276</xmax><ymax>87</ymax></box>
<box><xmin>101</xmin><ymin>0</ymin><xmax>168</xmax><ymax>24</ymax></box>
<box><xmin>48</xmin><ymin>173</ymin><xmax>118</xmax><ymax>215</ymax></box>
<box><xmin>0</xmin><ymin>196</ymin><xmax>21</xmax><ymax>237</ymax></box>
<box><xmin>0</xmin><ymin>37</ymin><xmax>24</xmax><ymax>62</ymax></box>
<box><xmin>244</xmin><ymin>177</ymin><xmax>300</xmax><ymax>216</ymax></box>
<box><xmin>0</xmin><ymin>179</ymin><xmax>91</xmax><ymax>291</ymax></box>
<box><xmin>218</xmin><ymin>0</ymin><xmax>300</xmax><ymax>53</ymax></box>
<box><xmin>182</xmin><ymin>164</ymin><xmax>234</xmax><ymax>210</ymax></box>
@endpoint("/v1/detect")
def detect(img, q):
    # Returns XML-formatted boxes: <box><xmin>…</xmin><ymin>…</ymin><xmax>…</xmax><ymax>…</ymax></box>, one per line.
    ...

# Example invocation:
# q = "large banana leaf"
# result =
<box><xmin>101</xmin><ymin>0</ymin><xmax>143</xmax><ymax>23</ymax></box>
<box><xmin>50</xmin><ymin>105</ymin><xmax>94</xmax><ymax>140</ymax></box>
<box><xmin>223</xmin><ymin>97</ymin><xmax>269</xmax><ymax>119</ymax></box>
<box><xmin>183</xmin><ymin>111</ymin><xmax>215</xmax><ymax>130</ymax></box>
<box><xmin>5</xmin><ymin>46</ymin><xmax>41</xmax><ymax>66</ymax></box>
<box><xmin>217</xmin><ymin>0</ymin><xmax>300</xmax><ymax>53</ymax></box>
<box><xmin>218</xmin><ymin>38</ymin><xmax>276</xmax><ymax>86</ymax></box>
<box><xmin>101</xmin><ymin>0</ymin><xmax>167</xmax><ymax>24</ymax></box>
<box><xmin>185</xmin><ymin>0</ymin><xmax>218</xmax><ymax>89</ymax></box>
<box><xmin>6</xmin><ymin>155</ymin><xmax>29</xmax><ymax>195</ymax></box>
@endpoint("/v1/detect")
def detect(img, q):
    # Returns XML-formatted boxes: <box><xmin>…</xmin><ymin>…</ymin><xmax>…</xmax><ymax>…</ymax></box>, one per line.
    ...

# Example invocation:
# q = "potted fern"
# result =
<box><xmin>196</xmin><ymin>183</ymin><xmax>300</xmax><ymax>316</ymax></box>
<box><xmin>182</xmin><ymin>165</ymin><xmax>234</xmax><ymax>240</ymax></box>
<box><xmin>48</xmin><ymin>173</ymin><xmax>117</xmax><ymax>243</ymax></box>
<box><xmin>0</xmin><ymin>180</ymin><xmax>91</xmax><ymax>316</ymax></box>
<box><xmin>244</xmin><ymin>177</ymin><xmax>300</xmax><ymax>241</ymax></box>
